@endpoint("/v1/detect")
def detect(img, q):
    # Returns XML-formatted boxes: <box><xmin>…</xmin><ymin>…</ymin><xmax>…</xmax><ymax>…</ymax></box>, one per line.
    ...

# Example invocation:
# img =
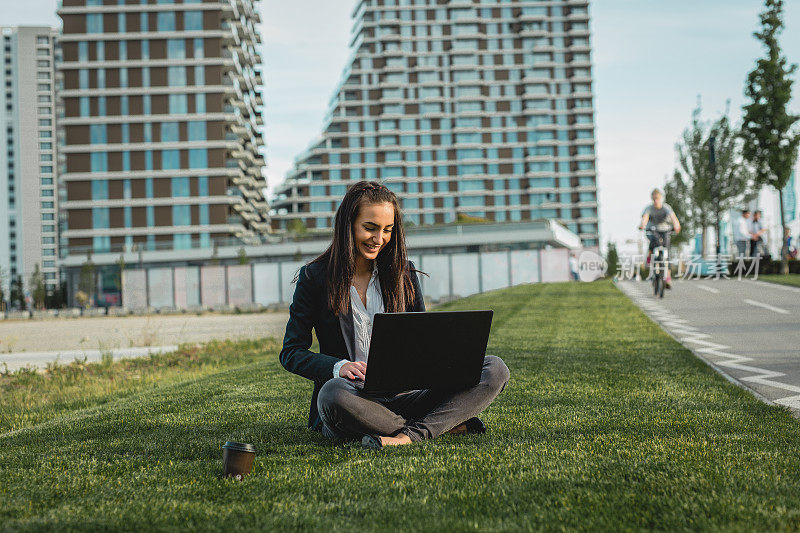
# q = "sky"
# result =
<box><xmin>6</xmin><ymin>0</ymin><xmax>800</xmax><ymax>250</ymax></box>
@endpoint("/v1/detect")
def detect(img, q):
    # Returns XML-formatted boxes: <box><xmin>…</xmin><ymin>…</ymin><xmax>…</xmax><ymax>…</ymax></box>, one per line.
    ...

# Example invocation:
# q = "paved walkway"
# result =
<box><xmin>617</xmin><ymin>278</ymin><xmax>800</xmax><ymax>414</ymax></box>
<box><xmin>0</xmin><ymin>311</ymin><xmax>289</xmax><ymax>372</ymax></box>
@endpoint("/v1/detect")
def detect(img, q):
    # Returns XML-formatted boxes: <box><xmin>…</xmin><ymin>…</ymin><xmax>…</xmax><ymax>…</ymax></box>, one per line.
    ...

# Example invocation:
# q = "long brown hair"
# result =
<box><xmin>309</xmin><ymin>180</ymin><xmax>422</xmax><ymax>316</ymax></box>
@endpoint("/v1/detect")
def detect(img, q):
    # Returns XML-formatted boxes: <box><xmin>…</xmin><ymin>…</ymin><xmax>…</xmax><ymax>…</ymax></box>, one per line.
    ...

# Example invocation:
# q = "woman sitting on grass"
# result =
<box><xmin>279</xmin><ymin>180</ymin><xmax>510</xmax><ymax>448</ymax></box>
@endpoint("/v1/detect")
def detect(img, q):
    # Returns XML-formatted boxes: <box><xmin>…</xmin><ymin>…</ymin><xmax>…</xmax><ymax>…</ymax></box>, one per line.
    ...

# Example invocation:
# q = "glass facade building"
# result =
<box><xmin>271</xmin><ymin>0</ymin><xmax>599</xmax><ymax>246</ymax></box>
<box><xmin>57</xmin><ymin>0</ymin><xmax>268</xmax><ymax>256</ymax></box>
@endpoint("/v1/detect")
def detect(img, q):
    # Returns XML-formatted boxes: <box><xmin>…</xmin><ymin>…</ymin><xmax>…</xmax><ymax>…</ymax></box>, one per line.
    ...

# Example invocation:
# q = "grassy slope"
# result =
<box><xmin>2</xmin><ymin>282</ymin><xmax>800</xmax><ymax>531</ymax></box>
<box><xmin>0</xmin><ymin>339</ymin><xmax>280</xmax><ymax>434</ymax></box>
<box><xmin>759</xmin><ymin>273</ymin><xmax>800</xmax><ymax>287</ymax></box>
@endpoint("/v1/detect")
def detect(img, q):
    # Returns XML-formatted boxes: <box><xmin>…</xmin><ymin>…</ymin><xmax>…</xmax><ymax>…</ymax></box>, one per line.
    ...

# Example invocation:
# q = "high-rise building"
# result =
<box><xmin>0</xmin><ymin>26</ymin><xmax>61</xmax><ymax>297</ymax></box>
<box><xmin>271</xmin><ymin>0</ymin><xmax>599</xmax><ymax>247</ymax></box>
<box><xmin>57</xmin><ymin>0</ymin><xmax>268</xmax><ymax>258</ymax></box>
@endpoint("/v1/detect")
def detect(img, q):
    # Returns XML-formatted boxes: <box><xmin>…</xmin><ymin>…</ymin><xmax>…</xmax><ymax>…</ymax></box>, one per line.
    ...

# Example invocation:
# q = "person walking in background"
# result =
<box><xmin>749</xmin><ymin>210</ymin><xmax>765</xmax><ymax>258</ymax></box>
<box><xmin>733</xmin><ymin>209</ymin><xmax>753</xmax><ymax>257</ymax></box>
<box><xmin>787</xmin><ymin>227</ymin><xmax>798</xmax><ymax>259</ymax></box>
<box><xmin>569</xmin><ymin>253</ymin><xmax>579</xmax><ymax>281</ymax></box>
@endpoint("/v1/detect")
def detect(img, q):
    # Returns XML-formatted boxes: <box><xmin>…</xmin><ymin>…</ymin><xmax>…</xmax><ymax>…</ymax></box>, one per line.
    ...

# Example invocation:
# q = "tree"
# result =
<box><xmin>0</xmin><ymin>266</ymin><xmax>6</xmax><ymax>312</ymax></box>
<box><xmin>606</xmin><ymin>242</ymin><xmax>620</xmax><ymax>278</ymax></box>
<box><xmin>78</xmin><ymin>257</ymin><xmax>96</xmax><ymax>308</ymax></box>
<box><xmin>114</xmin><ymin>255</ymin><xmax>126</xmax><ymax>308</ymax></box>
<box><xmin>29</xmin><ymin>264</ymin><xmax>46</xmax><ymax>310</ymax></box>
<box><xmin>671</xmin><ymin>102</ymin><xmax>754</xmax><ymax>257</ymax></box>
<box><xmin>209</xmin><ymin>241</ymin><xmax>220</xmax><ymax>265</ymax></box>
<box><xmin>287</xmin><ymin>218</ymin><xmax>307</xmax><ymax>238</ymax></box>
<box><xmin>663</xmin><ymin>170</ymin><xmax>693</xmax><ymax>250</ymax></box>
<box><xmin>237</xmin><ymin>247</ymin><xmax>250</xmax><ymax>265</ymax></box>
<box><xmin>741</xmin><ymin>0</ymin><xmax>800</xmax><ymax>274</ymax></box>
<box><xmin>10</xmin><ymin>276</ymin><xmax>25</xmax><ymax>311</ymax></box>
<box><xmin>45</xmin><ymin>281</ymin><xmax>67</xmax><ymax>309</ymax></box>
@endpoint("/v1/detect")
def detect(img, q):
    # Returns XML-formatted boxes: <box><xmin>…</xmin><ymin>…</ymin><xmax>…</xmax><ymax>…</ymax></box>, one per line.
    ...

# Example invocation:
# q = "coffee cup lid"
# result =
<box><xmin>223</xmin><ymin>441</ymin><xmax>256</xmax><ymax>453</ymax></box>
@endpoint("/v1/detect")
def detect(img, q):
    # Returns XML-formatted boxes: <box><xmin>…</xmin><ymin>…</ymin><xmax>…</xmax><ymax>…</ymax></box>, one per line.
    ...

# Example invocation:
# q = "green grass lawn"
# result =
<box><xmin>759</xmin><ymin>273</ymin><xmax>800</xmax><ymax>287</ymax></box>
<box><xmin>2</xmin><ymin>281</ymin><xmax>800</xmax><ymax>531</ymax></box>
<box><xmin>0</xmin><ymin>338</ymin><xmax>280</xmax><ymax>434</ymax></box>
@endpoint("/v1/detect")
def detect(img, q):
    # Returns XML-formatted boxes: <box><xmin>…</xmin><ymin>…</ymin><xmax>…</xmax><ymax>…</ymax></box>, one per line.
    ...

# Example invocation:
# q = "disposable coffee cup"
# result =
<box><xmin>222</xmin><ymin>441</ymin><xmax>255</xmax><ymax>480</ymax></box>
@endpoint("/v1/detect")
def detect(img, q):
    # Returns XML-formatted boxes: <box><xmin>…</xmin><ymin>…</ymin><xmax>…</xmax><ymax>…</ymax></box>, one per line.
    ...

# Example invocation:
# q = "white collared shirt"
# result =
<box><xmin>734</xmin><ymin>216</ymin><xmax>751</xmax><ymax>242</ymax></box>
<box><xmin>332</xmin><ymin>264</ymin><xmax>385</xmax><ymax>377</ymax></box>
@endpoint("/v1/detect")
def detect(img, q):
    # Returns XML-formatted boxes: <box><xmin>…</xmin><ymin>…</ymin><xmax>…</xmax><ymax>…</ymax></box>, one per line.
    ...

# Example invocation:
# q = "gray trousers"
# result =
<box><xmin>317</xmin><ymin>355</ymin><xmax>510</xmax><ymax>442</ymax></box>
<box><xmin>736</xmin><ymin>240</ymin><xmax>748</xmax><ymax>257</ymax></box>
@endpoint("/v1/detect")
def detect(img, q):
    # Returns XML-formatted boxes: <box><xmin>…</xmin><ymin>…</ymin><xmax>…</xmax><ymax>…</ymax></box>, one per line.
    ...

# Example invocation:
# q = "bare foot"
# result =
<box><xmin>378</xmin><ymin>433</ymin><xmax>412</xmax><ymax>447</ymax></box>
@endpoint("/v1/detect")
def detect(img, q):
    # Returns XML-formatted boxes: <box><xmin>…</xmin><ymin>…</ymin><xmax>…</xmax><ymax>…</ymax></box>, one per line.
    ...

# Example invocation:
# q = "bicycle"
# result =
<box><xmin>645</xmin><ymin>229</ymin><xmax>673</xmax><ymax>299</ymax></box>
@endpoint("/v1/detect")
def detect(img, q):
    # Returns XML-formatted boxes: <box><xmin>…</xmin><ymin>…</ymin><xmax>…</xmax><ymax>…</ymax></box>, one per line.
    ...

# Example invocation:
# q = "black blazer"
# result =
<box><xmin>279</xmin><ymin>260</ymin><xmax>425</xmax><ymax>431</ymax></box>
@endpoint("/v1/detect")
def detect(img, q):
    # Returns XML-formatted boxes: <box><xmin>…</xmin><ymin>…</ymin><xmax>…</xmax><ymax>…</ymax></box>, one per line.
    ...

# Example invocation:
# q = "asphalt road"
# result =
<box><xmin>617</xmin><ymin>278</ymin><xmax>800</xmax><ymax>414</ymax></box>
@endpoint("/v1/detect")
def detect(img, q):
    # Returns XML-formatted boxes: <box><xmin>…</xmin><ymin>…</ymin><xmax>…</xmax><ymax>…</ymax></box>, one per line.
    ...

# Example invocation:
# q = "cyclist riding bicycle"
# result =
<box><xmin>639</xmin><ymin>188</ymin><xmax>681</xmax><ymax>288</ymax></box>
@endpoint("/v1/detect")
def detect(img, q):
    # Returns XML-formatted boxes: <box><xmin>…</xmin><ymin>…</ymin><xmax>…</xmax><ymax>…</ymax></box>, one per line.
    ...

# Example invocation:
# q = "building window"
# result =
<box><xmin>168</xmin><ymin>93</ymin><xmax>188</xmax><ymax>114</ymax></box>
<box><xmin>167</xmin><ymin>66</ymin><xmax>186</xmax><ymax>86</ymax></box>
<box><xmin>161</xmin><ymin>149</ymin><xmax>180</xmax><ymax>169</ymax></box>
<box><xmin>87</xmin><ymin>14</ymin><xmax>103</xmax><ymax>33</ymax></box>
<box><xmin>157</xmin><ymin>12</ymin><xmax>176</xmax><ymax>32</ymax></box>
<box><xmin>174</xmin><ymin>234</ymin><xmax>192</xmax><ymax>249</ymax></box>
<box><xmin>92</xmin><ymin>180</ymin><xmax>108</xmax><ymax>200</ymax></box>
<box><xmin>92</xmin><ymin>207</ymin><xmax>110</xmax><ymax>228</ymax></box>
<box><xmin>160</xmin><ymin>121</ymin><xmax>179</xmax><ymax>142</ymax></box>
<box><xmin>172</xmin><ymin>204</ymin><xmax>191</xmax><ymax>226</ymax></box>
<box><xmin>171</xmin><ymin>177</ymin><xmax>190</xmax><ymax>197</ymax></box>
<box><xmin>185</xmin><ymin>11</ymin><xmax>203</xmax><ymax>31</ymax></box>
<box><xmin>90</xmin><ymin>124</ymin><xmax>107</xmax><ymax>144</ymax></box>
<box><xmin>93</xmin><ymin>236</ymin><xmax>111</xmax><ymax>252</ymax></box>
<box><xmin>188</xmin><ymin>149</ymin><xmax>207</xmax><ymax>169</ymax></box>
<box><xmin>187</xmin><ymin>121</ymin><xmax>205</xmax><ymax>141</ymax></box>
<box><xmin>194</xmin><ymin>65</ymin><xmax>204</xmax><ymax>85</ymax></box>
<box><xmin>90</xmin><ymin>153</ymin><xmax>108</xmax><ymax>172</ymax></box>
<box><xmin>167</xmin><ymin>39</ymin><xmax>185</xmax><ymax>59</ymax></box>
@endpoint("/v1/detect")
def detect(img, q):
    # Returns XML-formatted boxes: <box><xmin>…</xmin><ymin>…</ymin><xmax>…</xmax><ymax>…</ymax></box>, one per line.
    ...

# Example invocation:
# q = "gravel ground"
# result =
<box><xmin>0</xmin><ymin>311</ymin><xmax>289</xmax><ymax>354</ymax></box>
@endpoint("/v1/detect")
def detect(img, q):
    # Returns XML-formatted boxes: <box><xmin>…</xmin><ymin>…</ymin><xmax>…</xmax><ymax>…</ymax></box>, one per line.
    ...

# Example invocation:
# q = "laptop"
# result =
<box><xmin>362</xmin><ymin>310</ymin><xmax>493</xmax><ymax>393</ymax></box>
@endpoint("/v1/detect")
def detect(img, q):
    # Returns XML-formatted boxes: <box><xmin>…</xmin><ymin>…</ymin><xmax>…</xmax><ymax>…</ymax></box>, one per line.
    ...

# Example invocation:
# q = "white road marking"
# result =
<box><xmin>616</xmin><ymin>281</ymin><xmax>800</xmax><ymax>412</ymax></box>
<box><xmin>744</xmin><ymin>278</ymin><xmax>800</xmax><ymax>294</ymax></box>
<box><xmin>696</xmin><ymin>284</ymin><xmax>720</xmax><ymax>294</ymax></box>
<box><xmin>743</xmin><ymin>299</ymin><xmax>790</xmax><ymax>315</ymax></box>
